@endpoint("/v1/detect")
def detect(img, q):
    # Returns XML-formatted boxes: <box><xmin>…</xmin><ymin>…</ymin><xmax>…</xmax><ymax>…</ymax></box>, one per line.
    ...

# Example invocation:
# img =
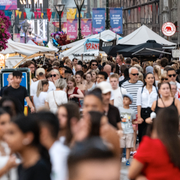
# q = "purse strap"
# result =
<box><xmin>53</xmin><ymin>91</ymin><xmax>59</xmax><ymax>107</ymax></box>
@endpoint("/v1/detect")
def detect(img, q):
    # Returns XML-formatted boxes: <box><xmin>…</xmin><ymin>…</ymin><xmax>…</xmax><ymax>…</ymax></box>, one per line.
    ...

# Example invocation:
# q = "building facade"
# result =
<box><xmin>159</xmin><ymin>0</ymin><xmax>179</xmax><ymax>44</ymax></box>
<box><xmin>109</xmin><ymin>0</ymin><xmax>160</xmax><ymax>36</ymax></box>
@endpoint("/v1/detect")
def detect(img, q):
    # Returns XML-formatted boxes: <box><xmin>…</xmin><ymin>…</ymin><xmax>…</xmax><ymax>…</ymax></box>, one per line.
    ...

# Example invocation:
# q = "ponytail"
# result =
<box><xmin>36</xmin><ymin>80</ymin><xmax>48</xmax><ymax>97</ymax></box>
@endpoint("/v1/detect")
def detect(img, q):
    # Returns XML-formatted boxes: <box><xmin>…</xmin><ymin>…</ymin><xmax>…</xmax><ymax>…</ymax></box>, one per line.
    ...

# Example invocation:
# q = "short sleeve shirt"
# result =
<box><xmin>18</xmin><ymin>159</ymin><xmax>51</xmax><ymax>180</ymax></box>
<box><xmin>3</xmin><ymin>86</ymin><xmax>28</xmax><ymax>113</ymax></box>
<box><xmin>107</xmin><ymin>104</ymin><xmax>121</xmax><ymax>129</ymax></box>
<box><xmin>119</xmin><ymin>107</ymin><xmax>136</xmax><ymax>134</ymax></box>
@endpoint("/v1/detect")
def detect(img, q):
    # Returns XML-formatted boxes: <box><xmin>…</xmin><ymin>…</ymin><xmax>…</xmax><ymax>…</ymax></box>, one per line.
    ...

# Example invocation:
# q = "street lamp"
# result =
<box><xmin>54</xmin><ymin>4</ymin><xmax>65</xmax><ymax>31</ymax></box>
<box><xmin>22</xmin><ymin>20</ymin><xmax>30</xmax><ymax>43</ymax></box>
<box><xmin>74</xmin><ymin>0</ymin><xmax>85</xmax><ymax>39</ymax></box>
<box><xmin>9</xmin><ymin>23</ymin><xmax>15</xmax><ymax>40</ymax></box>
<box><xmin>106</xmin><ymin>0</ymin><xmax>109</xmax><ymax>29</ymax></box>
<box><xmin>17</xmin><ymin>25</ymin><xmax>21</xmax><ymax>34</ymax></box>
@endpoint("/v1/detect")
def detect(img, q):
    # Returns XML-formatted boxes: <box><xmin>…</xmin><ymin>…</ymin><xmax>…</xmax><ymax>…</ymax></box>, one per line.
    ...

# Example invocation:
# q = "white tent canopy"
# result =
<box><xmin>48</xmin><ymin>41</ymin><xmax>59</xmax><ymax>51</ymax></box>
<box><xmin>61</xmin><ymin>30</ymin><xmax>121</xmax><ymax>49</ymax></box>
<box><xmin>118</xmin><ymin>25</ymin><xmax>176</xmax><ymax>46</ymax></box>
<box><xmin>60</xmin><ymin>30</ymin><xmax>121</xmax><ymax>60</ymax></box>
<box><xmin>0</xmin><ymin>39</ymin><xmax>57</xmax><ymax>56</ymax></box>
<box><xmin>26</xmin><ymin>40</ymin><xmax>37</xmax><ymax>46</ymax></box>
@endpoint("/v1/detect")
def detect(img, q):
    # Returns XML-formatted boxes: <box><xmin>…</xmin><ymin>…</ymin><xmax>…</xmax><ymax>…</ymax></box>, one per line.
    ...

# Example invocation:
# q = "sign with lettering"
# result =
<box><xmin>0</xmin><ymin>0</ymin><xmax>17</xmax><ymax>10</ymax></box>
<box><xmin>81</xmin><ymin>19</ymin><xmax>92</xmax><ymax>38</ymax></box>
<box><xmin>67</xmin><ymin>19</ymin><xmax>77</xmax><ymax>40</ymax></box>
<box><xmin>110</xmin><ymin>8</ymin><xmax>123</xmax><ymax>34</ymax></box>
<box><xmin>99</xmin><ymin>39</ymin><xmax>117</xmax><ymax>51</ymax></box>
<box><xmin>92</xmin><ymin>8</ymin><xmax>105</xmax><ymax>34</ymax></box>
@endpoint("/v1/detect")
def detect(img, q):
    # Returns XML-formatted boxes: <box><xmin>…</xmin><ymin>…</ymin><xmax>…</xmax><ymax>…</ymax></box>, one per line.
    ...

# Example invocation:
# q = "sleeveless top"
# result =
<box><xmin>67</xmin><ymin>87</ymin><xmax>80</xmax><ymax>106</ymax></box>
<box><xmin>155</xmin><ymin>98</ymin><xmax>176</xmax><ymax>114</ymax></box>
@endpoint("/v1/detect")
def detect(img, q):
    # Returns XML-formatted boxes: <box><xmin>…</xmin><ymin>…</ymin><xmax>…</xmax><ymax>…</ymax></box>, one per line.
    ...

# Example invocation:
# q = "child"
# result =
<box><xmin>119</xmin><ymin>93</ymin><xmax>138</xmax><ymax>166</ymax></box>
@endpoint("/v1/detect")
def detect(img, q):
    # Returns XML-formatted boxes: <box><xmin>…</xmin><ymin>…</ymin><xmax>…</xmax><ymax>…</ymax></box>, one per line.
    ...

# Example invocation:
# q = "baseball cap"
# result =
<box><xmin>146</xmin><ymin>66</ymin><xmax>154</xmax><ymax>74</ymax></box>
<box><xmin>36</xmin><ymin>68</ymin><xmax>45</xmax><ymax>76</ymax></box>
<box><xmin>97</xmin><ymin>81</ymin><xmax>112</xmax><ymax>94</ymax></box>
<box><xmin>123</xmin><ymin>93</ymin><xmax>133</xmax><ymax>103</ymax></box>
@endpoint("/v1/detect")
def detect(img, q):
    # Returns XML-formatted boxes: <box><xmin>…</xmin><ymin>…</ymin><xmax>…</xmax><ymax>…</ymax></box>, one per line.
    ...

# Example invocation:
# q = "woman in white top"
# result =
<box><xmin>0</xmin><ymin>109</ymin><xmax>18</xmax><ymax>180</ymax></box>
<box><xmin>33</xmin><ymin>80</ymin><xmax>49</xmax><ymax>111</ymax></box>
<box><xmin>85</xmin><ymin>72</ymin><xmax>96</xmax><ymax>92</ymax></box>
<box><xmin>136</xmin><ymin>72</ymin><xmax>158</xmax><ymax>143</ymax></box>
<box><xmin>46</xmin><ymin>78</ymin><xmax>68</xmax><ymax>114</ymax></box>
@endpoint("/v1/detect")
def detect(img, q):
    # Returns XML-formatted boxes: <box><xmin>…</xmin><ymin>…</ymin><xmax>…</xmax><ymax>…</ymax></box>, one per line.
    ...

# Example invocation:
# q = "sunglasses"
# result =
<box><xmin>162</xmin><ymin>78</ymin><xmax>168</xmax><ymax>81</ymax></box>
<box><xmin>168</xmin><ymin>74</ymin><xmax>176</xmax><ymax>78</ymax></box>
<box><xmin>51</xmin><ymin>74</ymin><xmax>57</xmax><ymax>77</ymax></box>
<box><xmin>92</xmin><ymin>64</ymin><xmax>97</xmax><ymax>66</ymax></box>
<box><xmin>131</xmin><ymin>73</ymin><xmax>139</xmax><ymax>76</ymax></box>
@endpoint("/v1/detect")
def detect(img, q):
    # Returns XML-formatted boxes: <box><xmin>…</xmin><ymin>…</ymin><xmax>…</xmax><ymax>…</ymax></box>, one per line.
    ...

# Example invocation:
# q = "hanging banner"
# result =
<box><xmin>0</xmin><ymin>0</ymin><xmax>17</xmax><ymax>10</ymax></box>
<box><xmin>25</xmin><ymin>8</ymin><xmax>33</xmax><ymax>20</ymax></box>
<box><xmin>67</xmin><ymin>19</ymin><xmax>77</xmax><ymax>40</ymax></box>
<box><xmin>99</xmin><ymin>39</ymin><xmax>117</xmax><ymax>51</ymax></box>
<box><xmin>81</xmin><ymin>19</ymin><xmax>91</xmax><ymax>38</ymax></box>
<box><xmin>84</xmin><ymin>39</ymin><xmax>99</xmax><ymax>52</ymax></box>
<box><xmin>5</xmin><ymin>11</ymin><xmax>12</xmax><ymax>19</ymax></box>
<box><xmin>92</xmin><ymin>8</ymin><xmax>105</xmax><ymax>34</ymax></box>
<box><xmin>67</xmin><ymin>8</ymin><xmax>77</xmax><ymax>20</ymax></box>
<box><xmin>110</xmin><ymin>8</ymin><xmax>123</xmax><ymax>34</ymax></box>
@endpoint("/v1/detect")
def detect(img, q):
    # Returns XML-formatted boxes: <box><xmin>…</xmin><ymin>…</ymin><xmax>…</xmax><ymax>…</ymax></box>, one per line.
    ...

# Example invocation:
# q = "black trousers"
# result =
<box><xmin>138</xmin><ymin>107</ymin><xmax>152</xmax><ymax>143</ymax></box>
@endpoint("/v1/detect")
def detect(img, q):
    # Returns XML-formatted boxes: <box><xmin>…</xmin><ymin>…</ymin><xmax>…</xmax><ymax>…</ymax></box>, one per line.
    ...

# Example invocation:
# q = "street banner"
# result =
<box><xmin>110</xmin><ymin>8</ymin><xmax>123</xmax><ymax>34</ymax></box>
<box><xmin>81</xmin><ymin>19</ymin><xmax>92</xmax><ymax>38</ymax></box>
<box><xmin>84</xmin><ymin>39</ymin><xmax>99</xmax><ymax>52</ymax></box>
<box><xmin>0</xmin><ymin>0</ymin><xmax>17</xmax><ymax>10</ymax></box>
<box><xmin>92</xmin><ymin>8</ymin><xmax>105</xmax><ymax>34</ymax></box>
<box><xmin>67</xmin><ymin>19</ymin><xmax>77</xmax><ymax>40</ymax></box>
<box><xmin>67</xmin><ymin>8</ymin><xmax>77</xmax><ymax>20</ymax></box>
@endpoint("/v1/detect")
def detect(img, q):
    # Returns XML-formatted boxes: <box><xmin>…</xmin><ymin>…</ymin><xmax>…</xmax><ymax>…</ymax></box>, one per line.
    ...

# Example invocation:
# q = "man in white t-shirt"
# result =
<box><xmin>110</xmin><ymin>73</ymin><xmax>127</xmax><ymax>108</ymax></box>
<box><xmin>36</xmin><ymin>112</ymin><xmax>70</xmax><ymax>180</ymax></box>
<box><xmin>30</xmin><ymin>68</ymin><xmax>56</xmax><ymax>102</ymax></box>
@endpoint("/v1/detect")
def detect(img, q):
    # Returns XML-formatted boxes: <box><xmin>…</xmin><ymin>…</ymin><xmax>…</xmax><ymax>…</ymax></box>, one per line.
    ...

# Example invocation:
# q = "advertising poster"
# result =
<box><xmin>81</xmin><ymin>19</ymin><xmax>91</xmax><ymax>38</ymax></box>
<box><xmin>0</xmin><ymin>0</ymin><xmax>17</xmax><ymax>10</ymax></box>
<box><xmin>92</xmin><ymin>8</ymin><xmax>105</xmax><ymax>34</ymax></box>
<box><xmin>84</xmin><ymin>39</ymin><xmax>99</xmax><ymax>52</ymax></box>
<box><xmin>110</xmin><ymin>8</ymin><xmax>123</xmax><ymax>34</ymax></box>
<box><xmin>67</xmin><ymin>19</ymin><xmax>77</xmax><ymax>40</ymax></box>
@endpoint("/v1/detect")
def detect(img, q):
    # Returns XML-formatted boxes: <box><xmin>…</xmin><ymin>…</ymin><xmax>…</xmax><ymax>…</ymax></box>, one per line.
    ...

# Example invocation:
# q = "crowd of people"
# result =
<box><xmin>0</xmin><ymin>54</ymin><xmax>180</xmax><ymax>180</ymax></box>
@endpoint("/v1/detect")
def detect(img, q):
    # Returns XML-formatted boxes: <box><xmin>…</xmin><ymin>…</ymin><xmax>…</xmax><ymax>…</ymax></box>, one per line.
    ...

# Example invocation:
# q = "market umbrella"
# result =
<box><xmin>117</xmin><ymin>40</ymin><xmax>163</xmax><ymax>57</ymax></box>
<box><xmin>132</xmin><ymin>48</ymin><xmax>171</xmax><ymax>56</ymax></box>
<box><xmin>101</xmin><ymin>44</ymin><xmax>133</xmax><ymax>57</ymax></box>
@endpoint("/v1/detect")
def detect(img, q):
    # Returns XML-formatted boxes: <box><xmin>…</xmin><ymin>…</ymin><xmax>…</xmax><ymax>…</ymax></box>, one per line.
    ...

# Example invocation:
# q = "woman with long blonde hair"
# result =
<box><xmin>153</xmin><ymin>65</ymin><xmax>161</xmax><ymax>86</ymax></box>
<box><xmin>33</xmin><ymin>80</ymin><xmax>49</xmax><ymax>111</ymax></box>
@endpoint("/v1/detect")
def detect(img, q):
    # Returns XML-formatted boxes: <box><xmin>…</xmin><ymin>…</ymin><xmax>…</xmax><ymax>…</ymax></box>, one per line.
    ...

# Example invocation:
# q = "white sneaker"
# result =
<box><xmin>121</xmin><ymin>157</ymin><xmax>126</xmax><ymax>163</ymax></box>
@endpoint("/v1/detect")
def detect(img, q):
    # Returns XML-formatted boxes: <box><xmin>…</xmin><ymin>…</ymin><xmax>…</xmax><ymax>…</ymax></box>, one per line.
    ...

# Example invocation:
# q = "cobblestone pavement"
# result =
<box><xmin>120</xmin><ymin>157</ymin><xmax>133</xmax><ymax>180</ymax></box>
<box><xmin>120</xmin><ymin>163</ymin><xmax>129</xmax><ymax>180</ymax></box>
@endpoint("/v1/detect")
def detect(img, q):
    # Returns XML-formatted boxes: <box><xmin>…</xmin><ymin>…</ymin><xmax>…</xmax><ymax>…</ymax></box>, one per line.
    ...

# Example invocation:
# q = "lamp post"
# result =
<box><xmin>74</xmin><ymin>0</ymin><xmax>85</xmax><ymax>39</ymax></box>
<box><xmin>55</xmin><ymin>4</ymin><xmax>65</xmax><ymax>31</ymax></box>
<box><xmin>22</xmin><ymin>20</ymin><xmax>30</xmax><ymax>43</ymax></box>
<box><xmin>17</xmin><ymin>25</ymin><xmax>21</xmax><ymax>34</ymax></box>
<box><xmin>106</xmin><ymin>0</ymin><xmax>109</xmax><ymax>29</ymax></box>
<box><xmin>10</xmin><ymin>23</ymin><xmax>15</xmax><ymax>40</ymax></box>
